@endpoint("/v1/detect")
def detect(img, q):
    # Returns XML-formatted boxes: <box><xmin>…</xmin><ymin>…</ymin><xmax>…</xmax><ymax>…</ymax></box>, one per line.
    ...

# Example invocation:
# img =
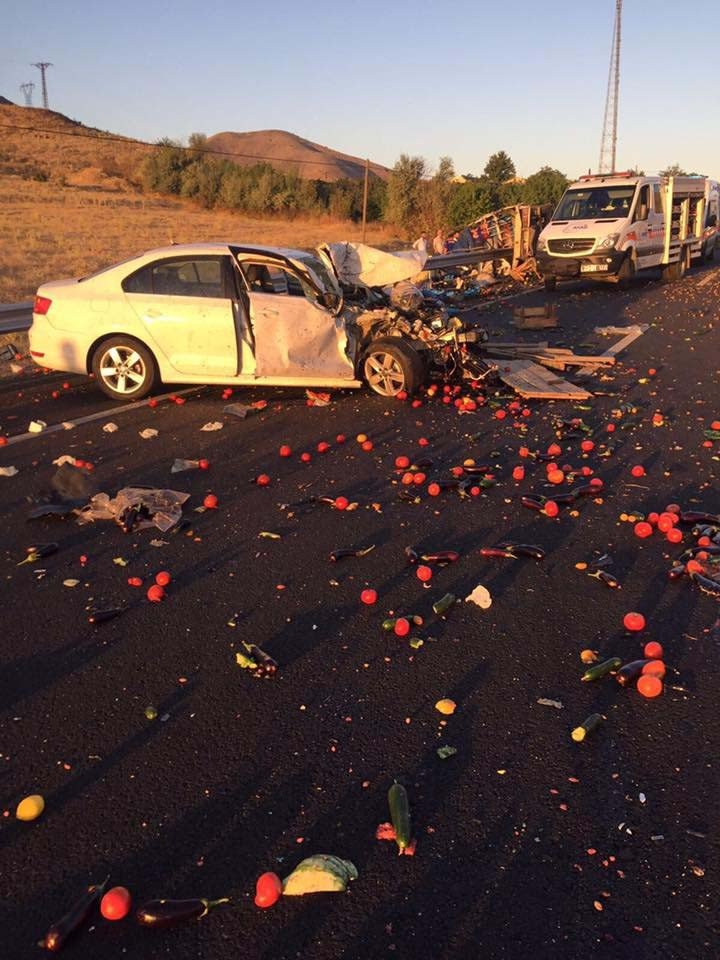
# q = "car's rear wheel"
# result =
<box><xmin>92</xmin><ymin>337</ymin><xmax>157</xmax><ymax>401</ymax></box>
<box><xmin>363</xmin><ymin>339</ymin><xmax>424</xmax><ymax>398</ymax></box>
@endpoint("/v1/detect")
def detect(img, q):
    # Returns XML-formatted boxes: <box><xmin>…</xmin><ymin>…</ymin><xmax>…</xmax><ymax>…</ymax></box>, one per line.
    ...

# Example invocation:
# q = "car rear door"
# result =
<box><xmin>122</xmin><ymin>255</ymin><xmax>240</xmax><ymax>376</ymax></box>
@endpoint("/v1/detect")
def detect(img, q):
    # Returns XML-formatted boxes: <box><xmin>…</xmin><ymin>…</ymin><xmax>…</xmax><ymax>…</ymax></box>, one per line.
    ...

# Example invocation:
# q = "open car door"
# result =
<box><xmin>234</xmin><ymin>251</ymin><xmax>356</xmax><ymax>381</ymax></box>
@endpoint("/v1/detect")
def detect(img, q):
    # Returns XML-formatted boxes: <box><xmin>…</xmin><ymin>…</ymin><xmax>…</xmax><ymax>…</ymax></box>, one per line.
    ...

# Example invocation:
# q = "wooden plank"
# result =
<box><xmin>578</xmin><ymin>323</ymin><xmax>649</xmax><ymax>375</ymax></box>
<box><xmin>496</xmin><ymin>359</ymin><xmax>592</xmax><ymax>400</ymax></box>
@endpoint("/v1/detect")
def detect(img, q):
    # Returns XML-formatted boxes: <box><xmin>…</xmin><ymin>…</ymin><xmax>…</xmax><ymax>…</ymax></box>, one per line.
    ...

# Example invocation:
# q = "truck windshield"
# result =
<box><xmin>553</xmin><ymin>186</ymin><xmax>636</xmax><ymax>221</ymax></box>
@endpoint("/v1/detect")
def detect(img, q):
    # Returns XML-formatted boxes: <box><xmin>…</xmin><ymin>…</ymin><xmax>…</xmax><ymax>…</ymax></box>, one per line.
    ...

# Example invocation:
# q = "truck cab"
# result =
<box><xmin>536</xmin><ymin>172</ymin><xmax>708</xmax><ymax>290</ymax></box>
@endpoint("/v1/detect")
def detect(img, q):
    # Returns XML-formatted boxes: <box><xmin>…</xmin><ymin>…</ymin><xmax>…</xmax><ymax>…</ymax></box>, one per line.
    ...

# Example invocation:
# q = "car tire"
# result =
<box><xmin>544</xmin><ymin>277</ymin><xmax>557</xmax><ymax>292</ymax></box>
<box><xmin>363</xmin><ymin>338</ymin><xmax>424</xmax><ymax>398</ymax></box>
<box><xmin>617</xmin><ymin>255</ymin><xmax>636</xmax><ymax>290</ymax></box>
<box><xmin>92</xmin><ymin>337</ymin><xmax>157</xmax><ymax>401</ymax></box>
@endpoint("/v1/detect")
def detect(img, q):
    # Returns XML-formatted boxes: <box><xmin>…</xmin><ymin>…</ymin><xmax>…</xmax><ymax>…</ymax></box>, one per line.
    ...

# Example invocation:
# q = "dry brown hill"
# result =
<box><xmin>205</xmin><ymin>129</ymin><xmax>390</xmax><ymax>182</ymax></box>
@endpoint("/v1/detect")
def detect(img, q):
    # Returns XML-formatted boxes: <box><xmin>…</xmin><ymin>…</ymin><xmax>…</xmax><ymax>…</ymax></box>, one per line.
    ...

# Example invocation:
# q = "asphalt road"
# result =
<box><xmin>0</xmin><ymin>268</ymin><xmax>718</xmax><ymax>960</ymax></box>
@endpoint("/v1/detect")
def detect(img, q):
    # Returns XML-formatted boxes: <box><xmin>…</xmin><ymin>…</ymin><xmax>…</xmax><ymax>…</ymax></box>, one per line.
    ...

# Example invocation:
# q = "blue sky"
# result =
<box><xmin>2</xmin><ymin>0</ymin><xmax>716</xmax><ymax>179</ymax></box>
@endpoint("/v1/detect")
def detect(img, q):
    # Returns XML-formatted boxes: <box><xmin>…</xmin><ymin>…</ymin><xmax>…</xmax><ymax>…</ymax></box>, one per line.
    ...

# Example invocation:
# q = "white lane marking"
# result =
<box><xmin>5</xmin><ymin>387</ymin><xmax>201</xmax><ymax>446</ymax></box>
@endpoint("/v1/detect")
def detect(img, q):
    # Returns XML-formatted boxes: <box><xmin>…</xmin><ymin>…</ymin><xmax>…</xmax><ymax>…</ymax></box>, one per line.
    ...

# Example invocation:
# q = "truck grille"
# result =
<box><xmin>548</xmin><ymin>238</ymin><xmax>595</xmax><ymax>254</ymax></box>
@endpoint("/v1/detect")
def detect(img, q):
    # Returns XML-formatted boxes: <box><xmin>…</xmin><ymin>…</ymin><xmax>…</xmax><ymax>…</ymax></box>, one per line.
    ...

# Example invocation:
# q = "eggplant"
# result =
<box><xmin>552</xmin><ymin>492</ymin><xmax>579</xmax><ymax>506</ymax></box>
<box><xmin>397</xmin><ymin>490</ymin><xmax>421</xmax><ymax>504</ymax></box>
<box><xmin>329</xmin><ymin>545</ymin><xmax>375</xmax><ymax>562</ymax></box>
<box><xmin>589</xmin><ymin>569</ymin><xmax>621</xmax><ymax>589</ymax></box>
<box><xmin>44</xmin><ymin>876</ymin><xmax>108</xmax><ymax>951</ymax></box>
<box><xmin>421</xmin><ymin>550</ymin><xmax>460</xmax><ymax>565</ymax></box>
<box><xmin>616</xmin><ymin>660</ymin><xmax>651</xmax><ymax>687</ymax></box>
<box><xmin>681</xmin><ymin>511</ymin><xmax>720</xmax><ymax>525</ymax></box>
<box><xmin>88</xmin><ymin>608</ymin><xmax>124</xmax><ymax>625</ymax></box>
<box><xmin>498</xmin><ymin>543</ymin><xmax>545</xmax><ymax>560</ymax></box>
<box><xmin>691</xmin><ymin>573</ymin><xmax>720</xmax><ymax>599</ymax></box>
<box><xmin>136</xmin><ymin>897</ymin><xmax>230</xmax><ymax>928</ymax></box>
<box><xmin>667</xmin><ymin>564</ymin><xmax>687</xmax><ymax>580</ymax></box>
<box><xmin>480</xmin><ymin>547</ymin><xmax>515</xmax><ymax>559</ymax></box>
<box><xmin>245</xmin><ymin>643</ymin><xmax>277</xmax><ymax>677</ymax></box>
<box><xmin>521</xmin><ymin>495</ymin><xmax>546</xmax><ymax>512</ymax></box>
<box><xmin>18</xmin><ymin>542</ymin><xmax>59</xmax><ymax>565</ymax></box>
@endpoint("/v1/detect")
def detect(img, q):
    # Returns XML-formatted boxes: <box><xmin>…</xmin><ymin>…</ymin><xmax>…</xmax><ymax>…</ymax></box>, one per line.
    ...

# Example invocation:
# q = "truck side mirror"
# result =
<box><xmin>708</xmin><ymin>214</ymin><xmax>717</xmax><ymax>228</ymax></box>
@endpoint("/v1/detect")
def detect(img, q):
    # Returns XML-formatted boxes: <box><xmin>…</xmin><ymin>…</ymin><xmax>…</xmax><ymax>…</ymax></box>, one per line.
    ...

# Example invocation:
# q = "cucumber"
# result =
<box><xmin>388</xmin><ymin>782</ymin><xmax>411</xmax><ymax>854</ymax></box>
<box><xmin>571</xmin><ymin>713</ymin><xmax>604</xmax><ymax>742</ymax></box>
<box><xmin>581</xmin><ymin>656</ymin><xmax>622</xmax><ymax>682</ymax></box>
<box><xmin>432</xmin><ymin>593</ymin><xmax>456</xmax><ymax>616</ymax></box>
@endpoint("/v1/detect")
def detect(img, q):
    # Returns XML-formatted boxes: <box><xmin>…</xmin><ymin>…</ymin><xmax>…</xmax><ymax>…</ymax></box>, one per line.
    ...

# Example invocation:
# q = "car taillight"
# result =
<box><xmin>34</xmin><ymin>296</ymin><xmax>52</xmax><ymax>315</ymax></box>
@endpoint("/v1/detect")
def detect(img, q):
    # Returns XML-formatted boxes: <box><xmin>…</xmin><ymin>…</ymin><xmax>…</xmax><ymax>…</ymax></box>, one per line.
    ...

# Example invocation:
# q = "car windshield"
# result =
<box><xmin>553</xmin><ymin>186</ymin><xmax>637</xmax><ymax>221</ymax></box>
<box><xmin>298</xmin><ymin>255</ymin><xmax>340</xmax><ymax>308</ymax></box>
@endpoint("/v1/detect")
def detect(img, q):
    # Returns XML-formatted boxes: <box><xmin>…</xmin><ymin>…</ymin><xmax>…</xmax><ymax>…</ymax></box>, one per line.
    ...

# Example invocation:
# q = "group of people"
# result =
<box><xmin>413</xmin><ymin>224</ymin><xmax>491</xmax><ymax>257</ymax></box>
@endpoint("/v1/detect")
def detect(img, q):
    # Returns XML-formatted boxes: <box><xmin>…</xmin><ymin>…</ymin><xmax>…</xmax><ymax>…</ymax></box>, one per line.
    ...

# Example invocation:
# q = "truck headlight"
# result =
<box><xmin>536</xmin><ymin>237</ymin><xmax>547</xmax><ymax>252</ymax></box>
<box><xmin>598</xmin><ymin>233</ymin><xmax>620</xmax><ymax>250</ymax></box>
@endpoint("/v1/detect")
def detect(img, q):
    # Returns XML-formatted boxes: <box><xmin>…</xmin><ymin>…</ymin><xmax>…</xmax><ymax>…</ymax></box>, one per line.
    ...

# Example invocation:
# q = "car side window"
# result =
<box><xmin>634</xmin><ymin>186</ymin><xmax>650</xmax><ymax>222</ymax></box>
<box><xmin>653</xmin><ymin>185</ymin><xmax>663</xmax><ymax>214</ymax></box>
<box><xmin>122</xmin><ymin>257</ymin><xmax>227</xmax><ymax>298</ymax></box>
<box><xmin>242</xmin><ymin>264</ymin><xmax>307</xmax><ymax>298</ymax></box>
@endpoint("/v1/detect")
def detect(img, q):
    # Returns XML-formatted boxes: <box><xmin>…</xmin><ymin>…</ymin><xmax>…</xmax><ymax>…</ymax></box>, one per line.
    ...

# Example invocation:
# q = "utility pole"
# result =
<box><xmin>32</xmin><ymin>62</ymin><xmax>53</xmax><ymax>109</ymax></box>
<box><xmin>598</xmin><ymin>1</ymin><xmax>622</xmax><ymax>174</ymax></box>
<box><xmin>20</xmin><ymin>82</ymin><xmax>35</xmax><ymax>107</ymax></box>
<box><xmin>361</xmin><ymin>158</ymin><xmax>369</xmax><ymax>243</ymax></box>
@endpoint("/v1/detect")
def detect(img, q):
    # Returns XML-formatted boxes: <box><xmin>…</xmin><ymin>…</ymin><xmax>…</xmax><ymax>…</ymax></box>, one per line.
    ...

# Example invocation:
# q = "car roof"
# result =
<box><xmin>139</xmin><ymin>242</ymin><xmax>315</xmax><ymax>260</ymax></box>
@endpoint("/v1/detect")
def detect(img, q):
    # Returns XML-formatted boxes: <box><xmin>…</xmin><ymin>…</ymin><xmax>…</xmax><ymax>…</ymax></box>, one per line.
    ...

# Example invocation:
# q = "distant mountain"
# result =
<box><xmin>205</xmin><ymin>129</ymin><xmax>390</xmax><ymax>183</ymax></box>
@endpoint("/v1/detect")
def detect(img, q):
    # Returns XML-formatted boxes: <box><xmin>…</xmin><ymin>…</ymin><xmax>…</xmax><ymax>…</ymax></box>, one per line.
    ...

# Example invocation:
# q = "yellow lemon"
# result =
<box><xmin>16</xmin><ymin>794</ymin><xmax>45</xmax><ymax>821</ymax></box>
<box><xmin>435</xmin><ymin>698</ymin><xmax>457</xmax><ymax>716</ymax></box>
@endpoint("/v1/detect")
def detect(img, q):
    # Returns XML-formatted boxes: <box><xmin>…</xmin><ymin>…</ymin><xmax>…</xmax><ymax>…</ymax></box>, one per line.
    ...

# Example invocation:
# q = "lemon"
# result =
<box><xmin>16</xmin><ymin>794</ymin><xmax>45</xmax><ymax>821</ymax></box>
<box><xmin>435</xmin><ymin>698</ymin><xmax>457</xmax><ymax>716</ymax></box>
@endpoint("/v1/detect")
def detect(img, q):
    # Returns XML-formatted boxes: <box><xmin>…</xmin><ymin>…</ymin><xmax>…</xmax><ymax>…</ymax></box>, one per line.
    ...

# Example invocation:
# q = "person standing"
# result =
<box><xmin>432</xmin><ymin>229</ymin><xmax>447</xmax><ymax>255</ymax></box>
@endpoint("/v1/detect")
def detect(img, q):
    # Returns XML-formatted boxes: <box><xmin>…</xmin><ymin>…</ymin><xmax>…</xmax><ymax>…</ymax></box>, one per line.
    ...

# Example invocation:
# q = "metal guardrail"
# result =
<box><xmin>0</xmin><ymin>302</ymin><xmax>33</xmax><ymax>334</ymax></box>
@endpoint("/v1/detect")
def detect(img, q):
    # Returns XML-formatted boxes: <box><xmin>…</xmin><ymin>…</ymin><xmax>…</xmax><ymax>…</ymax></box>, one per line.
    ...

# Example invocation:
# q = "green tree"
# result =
<box><xmin>385</xmin><ymin>154</ymin><xmax>426</xmax><ymax>234</ymax></box>
<box><xmin>484</xmin><ymin>150</ymin><xmax>516</xmax><ymax>184</ymax></box>
<box><xmin>660</xmin><ymin>163</ymin><xmax>686</xmax><ymax>177</ymax></box>
<box><xmin>446</xmin><ymin>178</ymin><xmax>496</xmax><ymax>226</ymax></box>
<box><xmin>521</xmin><ymin>166</ymin><xmax>569</xmax><ymax>206</ymax></box>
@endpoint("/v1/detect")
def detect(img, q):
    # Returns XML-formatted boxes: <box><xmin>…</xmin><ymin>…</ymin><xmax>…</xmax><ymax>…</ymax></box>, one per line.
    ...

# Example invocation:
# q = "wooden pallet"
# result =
<box><xmin>496</xmin><ymin>359</ymin><xmax>592</xmax><ymax>400</ymax></box>
<box><xmin>488</xmin><ymin>344</ymin><xmax>615</xmax><ymax>371</ymax></box>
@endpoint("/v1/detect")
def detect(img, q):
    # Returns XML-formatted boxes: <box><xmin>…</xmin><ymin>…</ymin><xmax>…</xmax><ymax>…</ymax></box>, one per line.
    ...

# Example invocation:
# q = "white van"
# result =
<box><xmin>536</xmin><ymin>172</ymin><xmax>711</xmax><ymax>291</ymax></box>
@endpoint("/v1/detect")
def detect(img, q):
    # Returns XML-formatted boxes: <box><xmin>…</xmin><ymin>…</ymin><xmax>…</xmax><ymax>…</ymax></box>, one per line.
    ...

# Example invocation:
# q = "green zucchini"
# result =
<box><xmin>432</xmin><ymin>593</ymin><xmax>456</xmax><ymax>616</ymax></box>
<box><xmin>388</xmin><ymin>782</ymin><xmax>411</xmax><ymax>854</ymax></box>
<box><xmin>571</xmin><ymin>713</ymin><xmax>604</xmax><ymax>742</ymax></box>
<box><xmin>581</xmin><ymin>656</ymin><xmax>622</xmax><ymax>682</ymax></box>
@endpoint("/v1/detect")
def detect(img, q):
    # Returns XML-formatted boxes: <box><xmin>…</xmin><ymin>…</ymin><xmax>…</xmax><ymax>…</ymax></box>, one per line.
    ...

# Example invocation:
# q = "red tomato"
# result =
<box><xmin>361</xmin><ymin>440</ymin><xmax>374</xmax><ymax>452</ymax></box>
<box><xmin>698</xmin><ymin>536</ymin><xmax>711</xmax><ymax>547</ymax></box>
<box><xmin>590</xmin><ymin>478</ymin><xmax>604</xmax><ymax>489</ymax></box>
<box><xmin>413</xmin><ymin>472</ymin><xmax>426</xmax><ymax>485</ymax></box>
<box><xmin>686</xmin><ymin>559</ymin><xmax>704</xmax><ymax>575</ymax></box>
<box><xmin>581</xmin><ymin>440</ymin><xmax>595</xmax><ymax>452</ymax></box>
<box><xmin>127</xmin><ymin>577</ymin><xmax>143</xmax><ymax>587</ymax></box>
<box><xmin>300</xmin><ymin>452</ymin><xmax>312</xmax><ymax>463</ymax></box>
<box><xmin>522</xmin><ymin>408</ymin><xmax>531</xmax><ymax>417</ymax></box>
<box><xmin>198</xmin><ymin>459</ymin><xmax>210</xmax><ymax>470</ymax></box>
<box><xmin>606</xmin><ymin>423</ymin><xmax>615</xmax><ymax>433</ymax></box>
<box><xmin>394</xmin><ymin>617</ymin><xmax>410</xmax><ymax>638</ymax></box>
<box><xmin>470</xmin><ymin>486</ymin><xmax>481</xmax><ymax>496</ymax></box>
<box><xmin>623</xmin><ymin>611</ymin><xmax>645</xmax><ymax>632</ymax></box>
<box><xmin>360</xmin><ymin>589</ymin><xmax>377</xmax><ymax>605</ymax></box>
<box><xmin>335</xmin><ymin>434</ymin><xmax>346</xmax><ymax>444</ymax></box>
<box><xmin>451</xmin><ymin>466</ymin><xmax>464</xmax><ymax>478</ymax></box>
<box><xmin>711</xmin><ymin>420</ymin><xmax>720</xmax><ymax>431</ymax></box>
<box><xmin>665</xmin><ymin>503</ymin><xmax>681</xmax><ymax>514</ymax></box>
<box><xmin>495</xmin><ymin>409</ymin><xmax>506</xmax><ymax>420</ymax></box>
<box><xmin>416</xmin><ymin>565</ymin><xmax>433</xmax><ymax>583</ymax></box>
<box><xmin>656</xmin><ymin>514</ymin><xmax>674</xmax><ymax>533</ymax></box>
<box><xmin>148</xmin><ymin>399</ymin><xmax>158</xmax><ymax>408</ymax></box>
<box><xmin>100</xmin><ymin>886</ymin><xmax>132</xmax><ymax>921</ymax></box>
<box><xmin>395</xmin><ymin>455</ymin><xmax>410</xmax><ymax>469</ymax></box>
<box><xmin>519</xmin><ymin>446</ymin><xmax>530</xmax><ymax>458</ymax></box>
<box><xmin>547</xmin><ymin>443</ymin><xmax>562</xmax><ymax>456</ymax></box>
<box><xmin>401</xmin><ymin>472</ymin><xmax>414</xmax><ymax>486</ymax></box>
<box><xmin>642</xmin><ymin>660</ymin><xmax>666</xmax><ymax>679</ymax></box>
<box><xmin>279</xmin><ymin>445</ymin><xmax>292</xmax><ymax>458</ymax></box>
<box><xmin>0</xmin><ymin>437</ymin><xmax>7</xmax><ymax>446</ymax></box>
<box><xmin>634</xmin><ymin>521</ymin><xmax>653</xmax><ymax>539</ymax></box>
<box><xmin>543</xmin><ymin>500</ymin><xmax>559</xmax><ymax>518</ymax></box>
<box><xmin>203</xmin><ymin>494</ymin><xmax>218</xmax><ymax>509</ymax></box>
<box><xmin>512</xmin><ymin>466</ymin><xmax>525</xmax><ymax>481</ymax></box>
<box><xmin>396</xmin><ymin>390</ymin><xmax>408</xmax><ymax>401</ymax></box>
<box><xmin>317</xmin><ymin>441</ymin><xmax>330</xmax><ymax>453</ymax></box>
<box><xmin>427</xmin><ymin>482</ymin><xmax>441</xmax><ymax>497</ymax></box>
<box><xmin>548</xmin><ymin>469</ymin><xmax>565</xmax><ymax>485</ymax></box>
<box><xmin>147</xmin><ymin>585</ymin><xmax>165</xmax><ymax>603</ymax></box>
<box><xmin>418</xmin><ymin>437</ymin><xmax>429</xmax><ymax>447</ymax></box>
<box><xmin>631</xmin><ymin>465</ymin><xmax>645</xmax><ymax>478</ymax></box>
<box><xmin>256</xmin><ymin>474</ymin><xmax>271</xmax><ymax>487</ymax></box>
<box><xmin>155</xmin><ymin>571</ymin><xmax>171</xmax><ymax>587</ymax></box>
<box><xmin>644</xmin><ymin>641</ymin><xmax>663</xmax><ymax>659</ymax></box>
<box><xmin>254</xmin><ymin>872</ymin><xmax>282</xmax><ymax>909</ymax></box>
<box><xmin>666</xmin><ymin>528</ymin><xmax>682</xmax><ymax>544</ymax></box>
<box><xmin>637</xmin><ymin>674</ymin><xmax>662</xmax><ymax>698</ymax></box>
<box><xmin>647</xmin><ymin>512</ymin><xmax>659</xmax><ymax>525</ymax></box>
<box><xmin>334</xmin><ymin>496</ymin><xmax>349</xmax><ymax>511</ymax></box>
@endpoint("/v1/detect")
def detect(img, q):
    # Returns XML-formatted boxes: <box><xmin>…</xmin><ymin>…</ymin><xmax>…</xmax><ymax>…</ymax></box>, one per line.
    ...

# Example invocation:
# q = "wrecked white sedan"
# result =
<box><xmin>29</xmin><ymin>242</ymin><xmax>488</xmax><ymax>400</ymax></box>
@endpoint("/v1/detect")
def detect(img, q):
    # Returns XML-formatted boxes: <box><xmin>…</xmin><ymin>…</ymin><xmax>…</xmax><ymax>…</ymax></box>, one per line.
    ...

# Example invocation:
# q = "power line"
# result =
<box><xmin>0</xmin><ymin>119</ymin><xmax>384</xmax><ymax>173</ymax></box>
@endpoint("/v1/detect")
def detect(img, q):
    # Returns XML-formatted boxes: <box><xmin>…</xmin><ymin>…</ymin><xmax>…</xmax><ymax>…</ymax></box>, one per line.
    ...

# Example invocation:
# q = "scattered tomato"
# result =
<box><xmin>416</xmin><ymin>565</ymin><xmax>433</xmax><ymax>583</ymax></box>
<box><xmin>147</xmin><ymin>584</ymin><xmax>165</xmax><ymax>603</ymax></box>
<box><xmin>279</xmin><ymin>445</ymin><xmax>292</xmax><ymax>458</ymax></box>
<box><xmin>360</xmin><ymin>588</ymin><xmax>377</xmax><ymax>605</ymax></box>
<box><xmin>623</xmin><ymin>611</ymin><xmax>646</xmax><ymax>632</ymax></box>
<box><xmin>634</xmin><ymin>521</ymin><xmax>653</xmax><ymax>539</ymax></box>
<box><xmin>254</xmin><ymin>872</ymin><xmax>282</xmax><ymax>909</ymax></box>
<box><xmin>637</xmin><ymin>674</ymin><xmax>662</xmax><ymax>698</ymax></box>
<box><xmin>334</xmin><ymin>496</ymin><xmax>349</xmax><ymax>511</ymax></box>
<box><xmin>394</xmin><ymin>617</ymin><xmax>410</xmax><ymax>638</ymax></box>
<box><xmin>155</xmin><ymin>571</ymin><xmax>171</xmax><ymax>587</ymax></box>
<box><xmin>644</xmin><ymin>641</ymin><xmax>663</xmax><ymax>659</ymax></box>
<box><xmin>631</xmin><ymin>465</ymin><xmax>646</xmax><ymax>478</ymax></box>
<box><xmin>203</xmin><ymin>494</ymin><xmax>218</xmax><ymax>509</ymax></box>
<box><xmin>101</xmin><ymin>886</ymin><xmax>132</xmax><ymax>921</ymax></box>
<box><xmin>256</xmin><ymin>474</ymin><xmax>271</xmax><ymax>486</ymax></box>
